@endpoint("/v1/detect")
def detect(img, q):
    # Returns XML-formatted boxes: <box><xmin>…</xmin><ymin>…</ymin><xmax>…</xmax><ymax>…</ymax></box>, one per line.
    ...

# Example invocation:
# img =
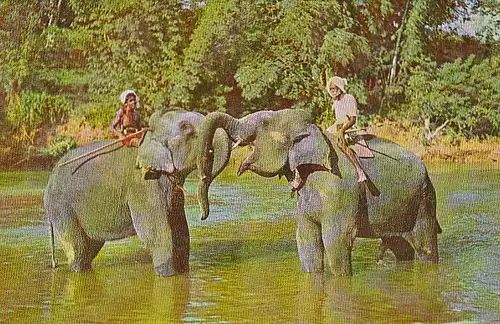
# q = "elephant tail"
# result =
<box><xmin>49</xmin><ymin>221</ymin><xmax>57</xmax><ymax>269</ymax></box>
<box><xmin>424</xmin><ymin>169</ymin><xmax>442</xmax><ymax>235</ymax></box>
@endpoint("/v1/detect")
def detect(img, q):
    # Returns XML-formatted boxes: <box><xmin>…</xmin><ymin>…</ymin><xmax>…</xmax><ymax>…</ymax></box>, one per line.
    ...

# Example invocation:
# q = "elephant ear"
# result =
<box><xmin>288</xmin><ymin>124</ymin><xmax>340</xmax><ymax>181</ymax></box>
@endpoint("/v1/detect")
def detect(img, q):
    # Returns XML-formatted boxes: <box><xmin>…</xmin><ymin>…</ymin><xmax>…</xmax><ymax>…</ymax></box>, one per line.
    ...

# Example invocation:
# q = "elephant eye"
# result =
<box><xmin>246</xmin><ymin>134</ymin><xmax>256</xmax><ymax>143</ymax></box>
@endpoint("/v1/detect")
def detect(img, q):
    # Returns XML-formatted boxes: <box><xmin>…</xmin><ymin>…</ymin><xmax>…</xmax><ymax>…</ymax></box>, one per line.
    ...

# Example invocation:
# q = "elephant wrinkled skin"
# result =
<box><xmin>197</xmin><ymin>109</ymin><xmax>441</xmax><ymax>276</ymax></box>
<box><xmin>44</xmin><ymin>110</ymin><xmax>230</xmax><ymax>276</ymax></box>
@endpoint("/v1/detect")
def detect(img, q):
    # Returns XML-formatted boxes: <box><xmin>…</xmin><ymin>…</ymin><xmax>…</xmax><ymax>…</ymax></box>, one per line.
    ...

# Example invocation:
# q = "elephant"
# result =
<box><xmin>196</xmin><ymin>109</ymin><xmax>441</xmax><ymax>276</ymax></box>
<box><xmin>44</xmin><ymin>110</ymin><xmax>231</xmax><ymax>276</ymax></box>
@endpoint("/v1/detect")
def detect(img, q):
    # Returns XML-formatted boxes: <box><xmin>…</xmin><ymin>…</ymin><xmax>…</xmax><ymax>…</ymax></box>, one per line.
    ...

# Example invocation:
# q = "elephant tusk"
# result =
<box><xmin>176</xmin><ymin>185</ymin><xmax>186</xmax><ymax>194</ymax></box>
<box><xmin>166</xmin><ymin>174</ymin><xmax>186</xmax><ymax>194</ymax></box>
<box><xmin>231</xmin><ymin>139</ymin><xmax>243</xmax><ymax>151</ymax></box>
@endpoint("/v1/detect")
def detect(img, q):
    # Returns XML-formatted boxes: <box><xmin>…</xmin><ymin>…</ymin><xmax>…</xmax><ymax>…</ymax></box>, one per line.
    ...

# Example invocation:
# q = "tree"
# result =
<box><xmin>403</xmin><ymin>55</ymin><xmax>500</xmax><ymax>138</ymax></box>
<box><xmin>0</xmin><ymin>1</ymin><xmax>73</xmax><ymax>150</ymax></box>
<box><xmin>66</xmin><ymin>0</ymin><xmax>194</xmax><ymax>114</ymax></box>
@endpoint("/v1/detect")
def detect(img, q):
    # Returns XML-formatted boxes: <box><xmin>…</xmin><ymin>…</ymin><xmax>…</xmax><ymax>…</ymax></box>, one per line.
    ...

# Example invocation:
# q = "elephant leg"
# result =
<box><xmin>376</xmin><ymin>240</ymin><xmax>388</xmax><ymax>262</ymax></box>
<box><xmin>379</xmin><ymin>237</ymin><xmax>415</xmax><ymax>262</ymax></box>
<box><xmin>66</xmin><ymin>238</ymin><xmax>104</xmax><ymax>272</ymax></box>
<box><xmin>150</xmin><ymin>223</ymin><xmax>189</xmax><ymax>277</ymax></box>
<box><xmin>296</xmin><ymin>217</ymin><xmax>324</xmax><ymax>272</ymax></box>
<box><xmin>129</xmin><ymin>199</ymin><xmax>189</xmax><ymax>277</ymax></box>
<box><xmin>404</xmin><ymin>226</ymin><xmax>439</xmax><ymax>264</ymax></box>
<box><xmin>85</xmin><ymin>239</ymin><xmax>105</xmax><ymax>264</ymax></box>
<box><xmin>133</xmin><ymin>220</ymin><xmax>189</xmax><ymax>277</ymax></box>
<box><xmin>404</xmin><ymin>197</ymin><xmax>439</xmax><ymax>264</ymax></box>
<box><xmin>323</xmin><ymin>234</ymin><xmax>354</xmax><ymax>276</ymax></box>
<box><xmin>49</xmin><ymin>204</ymin><xmax>104</xmax><ymax>272</ymax></box>
<box><xmin>322</xmin><ymin>218</ymin><xmax>356</xmax><ymax>276</ymax></box>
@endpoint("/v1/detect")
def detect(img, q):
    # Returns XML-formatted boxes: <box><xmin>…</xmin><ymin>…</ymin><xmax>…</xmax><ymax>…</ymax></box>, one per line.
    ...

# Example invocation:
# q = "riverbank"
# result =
<box><xmin>367</xmin><ymin>120</ymin><xmax>499</xmax><ymax>164</ymax></box>
<box><xmin>1</xmin><ymin>119</ymin><xmax>498</xmax><ymax>171</ymax></box>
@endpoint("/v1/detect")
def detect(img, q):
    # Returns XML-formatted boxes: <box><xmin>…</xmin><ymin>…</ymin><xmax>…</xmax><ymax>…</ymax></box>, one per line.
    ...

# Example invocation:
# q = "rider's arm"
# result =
<box><xmin>110</xmin><ymin>109</ymin><xmax>124</xmax><ymax>137</ymax></box>
<box><xmin>135</xmin><ymin>112</ymin><xmax>142</xmax><ymax>131</ymax></box>
<box><xmin>342</xmin><ymin>116</ymin><xmax>356</xmax><ymax>132</ymax></box>
<box><xmin>340</xmin><ymin>94</ymin><xmax>358</xmax><ymax>133</ymax></box>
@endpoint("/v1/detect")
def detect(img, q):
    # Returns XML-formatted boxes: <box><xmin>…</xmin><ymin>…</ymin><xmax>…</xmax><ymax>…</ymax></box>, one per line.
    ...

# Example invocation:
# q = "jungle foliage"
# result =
<box><xmin>0</xmin><ymin>0</ymin><xmax>498</xmax><ymax>165</ymax></box>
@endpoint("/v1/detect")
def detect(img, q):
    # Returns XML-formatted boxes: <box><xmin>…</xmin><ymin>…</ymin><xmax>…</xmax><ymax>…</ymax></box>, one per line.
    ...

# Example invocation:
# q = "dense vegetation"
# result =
<box><xmin>0</xmin><ymin>0</ymin><xmax>498</xmax><ymax>167</ymax></box>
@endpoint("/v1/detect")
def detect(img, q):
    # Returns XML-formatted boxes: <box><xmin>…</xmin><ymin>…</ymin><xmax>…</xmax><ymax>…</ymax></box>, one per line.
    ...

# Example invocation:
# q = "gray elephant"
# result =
<box><xmin>197</xmin><ymin>109</ymin><xmax>441</xmax><ymax>276</ymax></box>
<box><xmin>44</xmin><ymin>110</ymin><xmax>230</xmax><ymax>276</ymax></box>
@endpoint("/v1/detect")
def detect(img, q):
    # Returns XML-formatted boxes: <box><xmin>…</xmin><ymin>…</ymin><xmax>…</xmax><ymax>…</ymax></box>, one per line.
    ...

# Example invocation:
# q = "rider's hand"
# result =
<box><xmin>337</xmin><ymin>127</ymin><xmax>345</xmax><ymax>143</ymax></box>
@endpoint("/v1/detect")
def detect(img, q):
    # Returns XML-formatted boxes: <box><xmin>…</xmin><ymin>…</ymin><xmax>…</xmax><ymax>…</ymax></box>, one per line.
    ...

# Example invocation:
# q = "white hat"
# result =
<box><xmin>326</xmin><ymin>76</ymin><xmax>347</xmax><ymax>97</ymax></box>
<box><xmin>120</xmin><ymin>90</ymin><xmax>141</xmax><ymax>108</ymax></box>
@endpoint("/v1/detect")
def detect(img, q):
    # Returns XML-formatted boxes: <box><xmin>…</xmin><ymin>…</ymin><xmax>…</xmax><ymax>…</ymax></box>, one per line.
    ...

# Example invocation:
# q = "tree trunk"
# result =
<box><xmin>46</xmin><ymin>0</ymin><xmax>63</xmax><ymax>48</ymax></box>
<box><xmin>379</xmin><ymin>0</ymin><xmax>412</xmax><ymax>114</ymax></box>
<box><xmin>388</xmin><ymin>0</ymin><xmax>412</xmax><ymax>86</ymax></box>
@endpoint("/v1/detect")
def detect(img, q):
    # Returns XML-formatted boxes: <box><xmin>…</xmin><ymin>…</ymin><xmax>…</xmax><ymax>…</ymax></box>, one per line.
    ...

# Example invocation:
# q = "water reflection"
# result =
<box><xmin>44</xmin><ymin>267</ymin><xmax>190</xmax><ymax>322</ymax></box>
<box><xmin>292</xmin><ymin>264</ymin><xmax>463</xmax><ymax>323</ymax></box>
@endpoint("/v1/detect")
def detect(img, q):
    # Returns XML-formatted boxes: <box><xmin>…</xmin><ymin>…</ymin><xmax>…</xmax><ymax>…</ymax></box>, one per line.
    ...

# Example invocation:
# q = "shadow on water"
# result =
<box><xmin>0</xmin><ymin>164</ymin><xmax>499</xmax><ymax>322</ymax></box>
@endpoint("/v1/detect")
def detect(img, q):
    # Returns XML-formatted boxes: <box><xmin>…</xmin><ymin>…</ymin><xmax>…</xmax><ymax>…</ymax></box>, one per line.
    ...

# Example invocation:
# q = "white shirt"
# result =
<box><xmin>333</xmin><ymin>93</ymin><xmax>358</xmax><ymax>128</ymax></box>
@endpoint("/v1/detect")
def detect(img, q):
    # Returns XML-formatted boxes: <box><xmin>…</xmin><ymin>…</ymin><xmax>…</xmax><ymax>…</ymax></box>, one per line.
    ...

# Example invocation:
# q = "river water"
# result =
<box><xmin>0</xmin><ymin>164</ymin><xmax>498</xmax><ymax>323</ymax></box>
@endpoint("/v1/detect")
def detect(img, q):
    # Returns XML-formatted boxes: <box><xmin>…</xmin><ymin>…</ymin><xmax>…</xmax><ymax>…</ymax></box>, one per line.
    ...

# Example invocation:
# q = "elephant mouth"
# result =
<box><xmin>291</xmin><ymin>164</ymin><xmax>330</xmax><ymax>191</ymax></box>
<box><xmin>237</xmin><ymin>147</ymin><xmax>280</xmax><ymax>178</ymax></box>
<box><xmin>138</xmin><ymin>164</ymin><xmax>183</xmax><ymax>191</ymax></box>
<box><xmin>136</xmin><ymin>158</ymin><xmax>175</xmax><ymax>180</ymax></box>
<box><xmin>141</xmin><ymin>167</ymin><xmax>168</xmax><ymax>180</ymax></box>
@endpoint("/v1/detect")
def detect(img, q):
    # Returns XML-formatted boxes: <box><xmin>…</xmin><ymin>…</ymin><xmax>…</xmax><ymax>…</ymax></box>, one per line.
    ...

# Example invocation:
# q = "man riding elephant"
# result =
<box><xmin>325</xmin><ymin>76</ymin><xmax>379</xmax><ymax>196</ymax></box>
<box><xmin>110</xmin><ymin>90</ymin><xmax>143</xmax><ymax>147</ymax></box>
<box><xmin>45</xmin><ymin>110</ymin><xmax>231</xmax><ymax>276</ymax></box>
<box><xmin>196</xmin><ymin>109</ymin><xmax>441</xmax><ymax>276</ymax></box>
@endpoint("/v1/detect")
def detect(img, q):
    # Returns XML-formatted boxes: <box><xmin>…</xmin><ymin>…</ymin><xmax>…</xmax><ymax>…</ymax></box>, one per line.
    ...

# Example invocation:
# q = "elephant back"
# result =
<box><xmin>46</xmin><ymin>140</ymin><xmax>138</xmax><ymax>200</ymax></box>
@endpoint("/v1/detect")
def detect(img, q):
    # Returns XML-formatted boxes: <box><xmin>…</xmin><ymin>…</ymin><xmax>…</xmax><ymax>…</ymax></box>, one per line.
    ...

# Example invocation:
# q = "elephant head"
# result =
<box><xmin>197</xmin><ymin>109</ymin><xmax>338</xmax><ymax>219</ymax></box>
<box><xmin>136</xmin><ymin>110</ymin><xmax>231</xmax><ymax>184</ymax></box>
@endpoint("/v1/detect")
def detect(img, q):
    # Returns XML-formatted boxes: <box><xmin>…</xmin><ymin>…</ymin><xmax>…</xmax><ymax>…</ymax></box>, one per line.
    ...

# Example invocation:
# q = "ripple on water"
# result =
<box><xmin>447</xmin><ymin>192</ymin><xmax>482</xmax><ymax>209</ymax></box>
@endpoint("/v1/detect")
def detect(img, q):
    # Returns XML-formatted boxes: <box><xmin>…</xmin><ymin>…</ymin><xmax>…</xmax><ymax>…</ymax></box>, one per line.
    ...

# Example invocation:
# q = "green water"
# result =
<box><xmin>0</xmin><ymin>164</ymin><xmax>498</xmax><ymax>323</ymax></box>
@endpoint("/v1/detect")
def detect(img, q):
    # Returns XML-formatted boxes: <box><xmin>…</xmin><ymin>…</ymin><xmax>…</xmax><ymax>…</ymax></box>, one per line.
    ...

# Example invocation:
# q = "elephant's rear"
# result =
<box><xmin>361</xmin><ymin>137</ymin><xmax>432</xmax><ymax>232</ymax></box>
<box><xmin>43</xmin><ymin>142</ymin><xmax>109</xmax><ymax>222</ymax></box>
<box><xmin>422</xmin><ymin>168</ymin><xmax>441</xmax><ymax>234</ymax></box>
<box><xmin>408</xmin><ymin>167</ymin><xmax>440</xmax><ymax>263</ymax></box>
<box><xmin>44</xmin><ymin>141</ymin><xmax>136</xmax><ymax>239</ymax></box>
<box><xmin>363</xmin><ymin>136</ymin><xmax>441</xmax><ymax>262</ymax></box>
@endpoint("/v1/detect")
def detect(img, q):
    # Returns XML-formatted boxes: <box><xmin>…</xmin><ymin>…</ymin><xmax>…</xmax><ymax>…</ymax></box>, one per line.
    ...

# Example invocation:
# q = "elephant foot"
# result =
<box><xmin>415</xmin><ymin>247</ymin><xmax>439</xmax><ymax>264</ymax></box>
<box><xmin>376</xmin><ymin>241</ymin><xmax>388</xmax><ymax>262</ymax></box>
<box><xmin>69</xmin><ymin>260</ymin><xmax>92</xmax><ymax>272</ymax></box>
<box><xmin>154</xmin><ymin>261</ymin><xmax>176</xmax><ymax>277</ymax></box>
<box><xmin>301</xmin><ymin>264</ymin><xmax>324</xmax><ymax>273</ymax></box>
<box><xmin>381</xmin><ymin>237</ymin><xmax>415</xmax><ymax>262</ymax></box>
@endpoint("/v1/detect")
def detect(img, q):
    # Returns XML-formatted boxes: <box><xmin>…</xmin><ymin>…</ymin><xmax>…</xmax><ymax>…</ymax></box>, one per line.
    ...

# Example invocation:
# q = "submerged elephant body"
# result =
<box><xmin>197</xmin><ymin>109</ymin><xmax>441</xmax><ymax>276</ymax></box>
<box><xmin>45</xmin><ymin>110</ymin><xmax>230</xmax><ymax>276</ymax></box>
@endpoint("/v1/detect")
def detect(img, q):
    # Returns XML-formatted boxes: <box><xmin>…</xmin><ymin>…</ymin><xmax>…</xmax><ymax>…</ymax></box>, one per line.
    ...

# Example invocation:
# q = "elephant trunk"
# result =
<box><xmin>197</xmin><ymin>112</ymin><xmax>240</xmax><ymax>220</ymax></box>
